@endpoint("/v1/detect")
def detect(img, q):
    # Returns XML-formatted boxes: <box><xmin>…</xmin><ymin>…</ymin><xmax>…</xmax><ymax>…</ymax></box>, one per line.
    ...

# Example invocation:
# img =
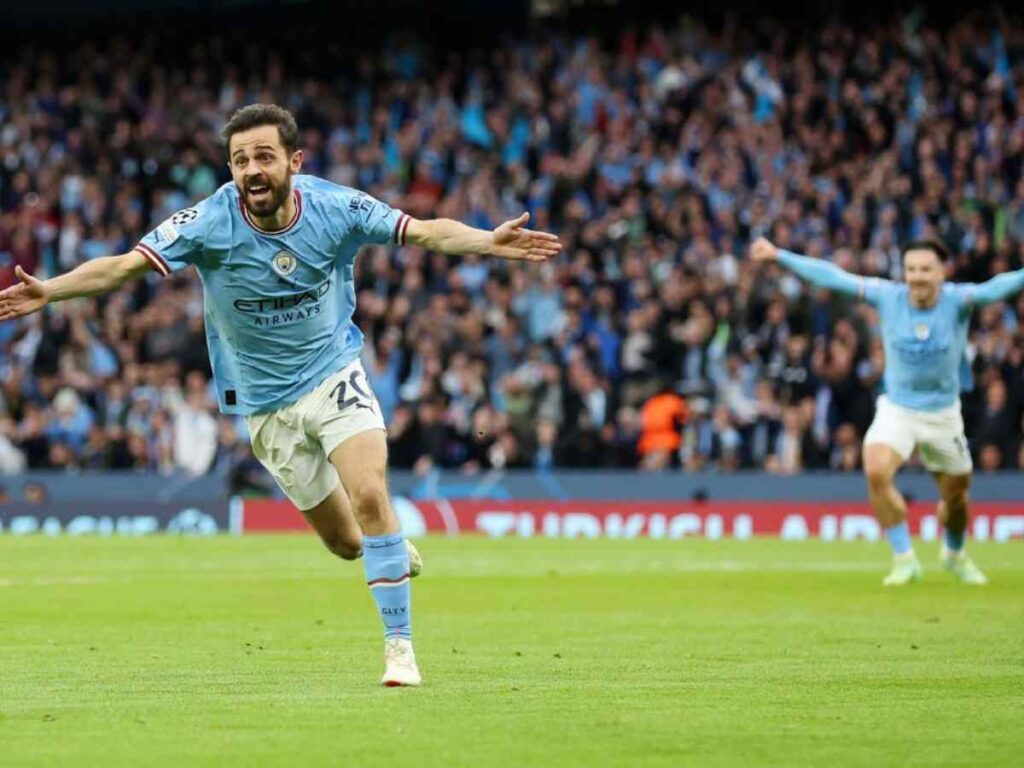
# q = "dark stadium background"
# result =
<box><xmin>3</xmin><ymin>0</ymin><xmax>988</xmax><ymax>35</ymax></box>
<box><xmin>1</xmin><ymin>0</ymin><xmax>1022</xmax><ymax>533</ymax></box>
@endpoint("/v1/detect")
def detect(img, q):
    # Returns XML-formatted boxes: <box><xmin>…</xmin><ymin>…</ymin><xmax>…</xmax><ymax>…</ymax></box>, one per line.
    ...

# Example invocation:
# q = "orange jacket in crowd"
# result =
<box><xmin>638</xmin><ymin>392</ymin><xmax>688</xmax><ymax>456</ymax></box>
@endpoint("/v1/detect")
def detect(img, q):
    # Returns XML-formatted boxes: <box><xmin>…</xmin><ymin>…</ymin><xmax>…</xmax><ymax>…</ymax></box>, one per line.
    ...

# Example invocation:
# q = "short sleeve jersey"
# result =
<box><xmin>862</xmin><ymin>279</ymin><xmax>973</xmax><ymax>411</ymax></box>
<box><xmin>136</xmin><ymin>175</ymin><xmax>411</xmax><ymax>415</ymax></box>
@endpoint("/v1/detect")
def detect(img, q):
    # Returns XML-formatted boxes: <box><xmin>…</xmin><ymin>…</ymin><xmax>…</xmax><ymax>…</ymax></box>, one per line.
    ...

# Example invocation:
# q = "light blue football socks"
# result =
<box><xmin>884</xmin><ymin>522</ymin><xmax>912</xmax><ymax>555</ymax></box>
<box><xmin>363</xmin><ymin>533</ymin><xmax>412</xmax><ymax>640</ymax></box>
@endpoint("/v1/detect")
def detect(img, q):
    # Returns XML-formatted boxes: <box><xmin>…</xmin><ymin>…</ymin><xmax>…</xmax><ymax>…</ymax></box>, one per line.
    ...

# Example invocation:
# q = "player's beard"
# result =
<box><xmin>241</xmin><ymin>172</ymin><xmax>292</xmax><ymax>219</ymax></box>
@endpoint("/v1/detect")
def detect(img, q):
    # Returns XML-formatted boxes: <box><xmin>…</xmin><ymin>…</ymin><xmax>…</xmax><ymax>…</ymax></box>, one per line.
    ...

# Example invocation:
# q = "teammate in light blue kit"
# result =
<box><xmin>752</xmin><ymin>237</ymin><xmax>1024</xmax><ymax>586</ymax></box>
<box><xmin>0</xmin><ymin>104</ymin><xmax>562</xmax><ymax>685</ymax></box>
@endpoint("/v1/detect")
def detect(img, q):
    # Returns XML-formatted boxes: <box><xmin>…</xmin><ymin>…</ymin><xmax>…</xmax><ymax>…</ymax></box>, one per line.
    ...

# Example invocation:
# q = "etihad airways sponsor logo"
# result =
<box><xmin>232</xmin><ymin>279</ymin><xmax>331</xmax><ymax>314</ymax></box>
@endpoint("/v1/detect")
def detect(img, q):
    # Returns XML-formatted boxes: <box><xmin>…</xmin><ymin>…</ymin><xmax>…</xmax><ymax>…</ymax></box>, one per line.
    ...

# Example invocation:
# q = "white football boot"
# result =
<box><xmin>882</xmin><ymin>551</ymin><xmax>923</xmax><ymax>586</ymax></box>
<box><xmin>940</xmin><ymin>548</ymin><xmax>988</xmax><ymax>585</ymax></box>
<box><xmin>381</xmin><ymin>638</ymin><xmax>422</xmax><ymax>687</ymax></box>
<box><xmin>407</xmin><ymin>540</ymin><xmax>422</xmax><ymax>578</ymax></box>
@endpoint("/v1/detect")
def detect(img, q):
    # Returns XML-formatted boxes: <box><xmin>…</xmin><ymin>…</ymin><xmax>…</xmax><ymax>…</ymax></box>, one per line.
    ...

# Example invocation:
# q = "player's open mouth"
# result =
<box><xmin>247</xmin><ymin>184</ymin><xmax>271</xmax><ymax>199</ymax></box>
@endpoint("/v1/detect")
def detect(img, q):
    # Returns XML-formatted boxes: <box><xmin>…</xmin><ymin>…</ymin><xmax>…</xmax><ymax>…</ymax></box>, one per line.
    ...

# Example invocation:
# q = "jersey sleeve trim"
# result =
<box><xmin>393</xmin><ymin>213</ymin><xmax>411</xmax><ymax>245</ymax></box>
<box><xmin>135</xmin><ymin>243</ymin><xmax>171</xmax><ymax>277</ymax></box>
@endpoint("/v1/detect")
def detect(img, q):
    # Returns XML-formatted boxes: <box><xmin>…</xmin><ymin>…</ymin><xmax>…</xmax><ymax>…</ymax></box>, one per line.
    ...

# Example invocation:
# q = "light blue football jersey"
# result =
<box><xmin>778</xmin><ymin>250</ymin><xmax>1024</xmax><ymax>412</ymax></box>
<box><xmin>136</xmin><ymin>175</ymin><xmax>410</xmax><ymax>415</ymax></box>
<box><xmin>862</xmin><ymin>279</ymin><xmax>971</xmax><ymax>411</ymax></box>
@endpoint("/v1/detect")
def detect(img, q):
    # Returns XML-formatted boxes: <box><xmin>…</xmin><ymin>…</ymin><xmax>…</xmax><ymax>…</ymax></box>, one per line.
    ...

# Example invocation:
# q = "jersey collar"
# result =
<box><xmin>239</xmin><ymin>188</ymin><xmax>303</xmax><ymax>235</ymax></box>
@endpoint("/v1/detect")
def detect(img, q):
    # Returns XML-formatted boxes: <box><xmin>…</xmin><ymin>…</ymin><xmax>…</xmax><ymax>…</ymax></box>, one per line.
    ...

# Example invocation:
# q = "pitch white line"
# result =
<box><xmin>3</xmin><ymin>560</ymin><xmax>1022</xmax><ymax>587</ymax></box>
<box><xmin>0</xmin><ymin>576</ymin><xmax>110</xmax><ymax>587</ymax></box>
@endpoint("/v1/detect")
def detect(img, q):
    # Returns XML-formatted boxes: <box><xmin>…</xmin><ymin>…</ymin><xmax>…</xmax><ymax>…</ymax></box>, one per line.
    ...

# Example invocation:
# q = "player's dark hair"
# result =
<box><xmin>901</xmin><ymin>239</ymin><xmax>951</xmax><ymax>263</ymax></box>
<box><xmin>222</xmin><ymin>104</ymin><xmax>299</xmax><ymax>156</ymax></box>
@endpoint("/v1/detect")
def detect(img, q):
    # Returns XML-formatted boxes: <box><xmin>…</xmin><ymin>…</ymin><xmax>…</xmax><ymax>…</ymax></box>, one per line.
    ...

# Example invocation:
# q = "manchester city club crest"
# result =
<box><xmin>271</xmin><ymin>250</ymin><xmax>298</xmax><ymax>277</ymax></box>
<box><xmin>914</xmin><ymin>323</ymin><xmax>930</xmax><ymax>340</ymax></box>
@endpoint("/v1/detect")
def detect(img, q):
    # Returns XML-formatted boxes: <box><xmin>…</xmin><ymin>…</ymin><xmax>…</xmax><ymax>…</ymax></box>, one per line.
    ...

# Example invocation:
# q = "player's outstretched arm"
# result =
<box><xmin>750</xmin><ymin>237</ymin><xmax>871</xmax><ymax>300</ymax></box>
<box><xmin>965</xmin><ymin>268</ymin><xmax>1024</xmax><ymax>307</ymax></box>
<box><xmin>0</xmin><ymin>250</ymin><xmax>153</xmax><ymax>322</ymax></box>
<box><xmin>404</xmin><ymin>213</ymin><xmax>562</xmax><ymax>262</ymax></box>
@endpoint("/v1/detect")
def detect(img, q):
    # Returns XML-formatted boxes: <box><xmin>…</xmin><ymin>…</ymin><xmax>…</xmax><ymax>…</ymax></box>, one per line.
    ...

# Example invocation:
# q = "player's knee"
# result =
<box><xmin>323</xmin><ymin>532</ymin><xmax>362</xmax><ymax>561</ymax></box>
<box><xmin>864</xmin><ymin>462</ymin><xmax>894</xmax><ymax>491</ymax></box>
<box><xmin>350</xmin><ymin>480</ymin><xmax>390</xmax><ymax>525</ymax></box>
<box><xmin>944</xmin><ymin>477</ymin><xmax>971</xmax><ymax>509</ymax></box>
<box><xmin>333</xmin><ymin>543</ymin><xmax>363</xmax><ymax>561</ymax></box>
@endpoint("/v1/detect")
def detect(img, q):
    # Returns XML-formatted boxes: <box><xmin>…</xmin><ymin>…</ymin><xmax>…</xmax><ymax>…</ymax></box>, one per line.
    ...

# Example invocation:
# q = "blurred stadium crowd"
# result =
<box><xmin>1</xmin><ymin>10</ymin><xmax>1024</xmax><ymax>483</ymax></box>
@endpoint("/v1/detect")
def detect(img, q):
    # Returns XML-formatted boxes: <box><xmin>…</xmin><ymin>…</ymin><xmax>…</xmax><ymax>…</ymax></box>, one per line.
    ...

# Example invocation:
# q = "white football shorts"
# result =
<box><xmin>863</xmin><ymin>395</ymin><xmax>972</xmax><ymax>475</ymax></box>
<box><xmin>246</xmin><ymin>359</ymin><xmax>386</xmax><ymax>511</ymax></box>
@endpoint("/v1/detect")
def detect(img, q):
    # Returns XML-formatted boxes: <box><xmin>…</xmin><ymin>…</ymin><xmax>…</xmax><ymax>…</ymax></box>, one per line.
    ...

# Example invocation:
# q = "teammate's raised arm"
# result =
<box><xmin>750</xmin><ymin>237</ymin><xmax>879</xmax><ymax>302</ymax></box>
<box><xmin>962</xmin><ymin>268</ymin><xmax>1024</xmax><ymax>308</ymax></box>
<box><xmin>0</xmin><ymin>250</ymin><xmax>153</xmax><ymax>322</ymax></box>
<box><xmin>403</xmin><ymin>212</ymin><xmax>562</xmax><ymax>262</ymax></box>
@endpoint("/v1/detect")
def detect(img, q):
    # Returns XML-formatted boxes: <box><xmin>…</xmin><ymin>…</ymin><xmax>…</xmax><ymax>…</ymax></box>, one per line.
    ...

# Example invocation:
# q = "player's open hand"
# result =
<box><xmin>0</xmin><ymin>266</ymin><xmax>49</xmax><ymax>321</ymax></box>
<box><xmin>750</xmin><ymin>237</ymin><xmax>779</xmax><ymax>263</ymax></box>
<box><xmin>490</xmin><ymin>213</ymin><xmax>562</xmax><ymax>262</ymax></box>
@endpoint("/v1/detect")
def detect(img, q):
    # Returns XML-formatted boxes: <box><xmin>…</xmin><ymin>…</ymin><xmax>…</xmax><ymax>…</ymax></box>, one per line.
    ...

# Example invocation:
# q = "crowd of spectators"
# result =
<box><xmin>2</xmin><ymin>10</ymin><xmax>1024</xmax><ymax>484</ymax></box>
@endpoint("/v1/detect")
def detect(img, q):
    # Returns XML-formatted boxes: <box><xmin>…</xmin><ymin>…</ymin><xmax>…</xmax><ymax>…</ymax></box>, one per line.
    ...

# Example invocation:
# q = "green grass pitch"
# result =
<box><xmin>2</xmin><ymin>535</ymin><xmax>1022</xmax><ymax>767</ymax></box>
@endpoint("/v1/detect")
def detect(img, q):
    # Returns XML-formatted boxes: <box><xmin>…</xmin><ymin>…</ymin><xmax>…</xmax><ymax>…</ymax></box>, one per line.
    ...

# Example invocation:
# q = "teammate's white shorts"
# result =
<box><xmin>246</xmin><ymin>360</ymin><xmax>385</xmax><ymax>511</ymax></box>
<box><xmin>863</xmin><ymin>395</ymin><xmax>972</xmax><ymax>475</ymax></box>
